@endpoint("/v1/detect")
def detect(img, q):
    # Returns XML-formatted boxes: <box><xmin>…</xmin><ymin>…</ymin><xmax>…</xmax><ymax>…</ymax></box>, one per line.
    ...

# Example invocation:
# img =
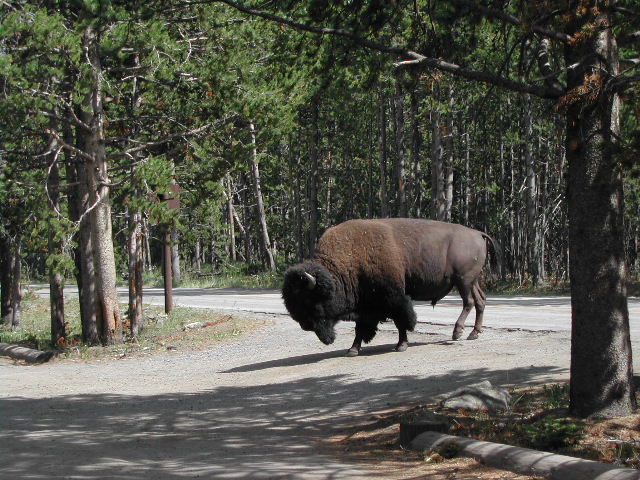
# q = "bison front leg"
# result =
<box><xmin>346</xmin><ymin>316</ymin><xmax>380</xmax><ymax>357</ymax></box>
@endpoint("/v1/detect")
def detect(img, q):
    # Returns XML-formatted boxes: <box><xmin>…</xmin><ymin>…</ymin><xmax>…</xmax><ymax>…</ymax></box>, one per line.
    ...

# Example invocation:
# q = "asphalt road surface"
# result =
<box><xmin>123</xmin><ymin>285</ymin><xmax>639</xmax><ymax>336</ymax></box>
<box><xmin>1</xmin><ymin>287</ymin><xmax>639</xmax><ymax>479</ymax></box>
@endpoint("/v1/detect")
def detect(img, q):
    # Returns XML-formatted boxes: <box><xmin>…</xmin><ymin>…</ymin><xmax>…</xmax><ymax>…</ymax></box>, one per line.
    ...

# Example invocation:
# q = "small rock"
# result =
<box><xmin>183</xmin><ymin>322</ymin><xmax>204</xmax><ymax>331</ymax></box>
<box><xmin>441</xmin><ymin>380</ymin><xmax>511</xmax><ymax>411</ymax></box>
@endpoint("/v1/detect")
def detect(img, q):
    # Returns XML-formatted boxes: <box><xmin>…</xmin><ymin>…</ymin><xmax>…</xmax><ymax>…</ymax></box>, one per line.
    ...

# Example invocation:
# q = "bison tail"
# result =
<box><xmin>482</xmin><ymin>233</ymin><xmax>503</xmax><ymax>277</ymax></box>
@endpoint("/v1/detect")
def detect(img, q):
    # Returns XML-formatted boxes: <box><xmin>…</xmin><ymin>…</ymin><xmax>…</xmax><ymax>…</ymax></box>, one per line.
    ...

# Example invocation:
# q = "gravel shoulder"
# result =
<box><xmin>1</xmin><ymin>309</ymin><xmax>634</xmax><ymax>479</ymax></box>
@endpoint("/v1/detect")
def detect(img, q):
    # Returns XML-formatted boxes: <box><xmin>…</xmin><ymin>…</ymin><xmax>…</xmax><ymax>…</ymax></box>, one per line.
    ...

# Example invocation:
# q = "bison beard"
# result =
<box><xmin>282</xmin><ymin>219</ymin><xmax>500</xmax><ymax>357</ymax></box>
<box><xmin>314</xmin><ymin>319</ymin><xmax>337</xmax><ymax>345</ymax></box>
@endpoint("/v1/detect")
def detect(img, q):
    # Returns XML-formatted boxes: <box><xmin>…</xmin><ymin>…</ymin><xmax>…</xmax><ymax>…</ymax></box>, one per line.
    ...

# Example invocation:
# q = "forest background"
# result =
<box><xmin>1</xmin><ymin>1</ymin><xmax>639</xmax><ymax>415</ymax></box>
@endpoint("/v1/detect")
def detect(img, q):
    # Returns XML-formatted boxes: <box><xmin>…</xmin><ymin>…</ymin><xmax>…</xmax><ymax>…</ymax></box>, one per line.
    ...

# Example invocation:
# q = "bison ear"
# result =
<box><xmin>303</xmin><ymin>272</ymin><xmax>316</xmax><ymax>290</ymax></box>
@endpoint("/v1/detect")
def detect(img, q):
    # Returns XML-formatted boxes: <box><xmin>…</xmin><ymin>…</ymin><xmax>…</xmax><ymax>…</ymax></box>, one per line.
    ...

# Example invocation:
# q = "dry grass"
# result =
<box><xmin>0</xmin><ymin>293</ymin><xmax>270</xmax><ymax>362</ymax></box>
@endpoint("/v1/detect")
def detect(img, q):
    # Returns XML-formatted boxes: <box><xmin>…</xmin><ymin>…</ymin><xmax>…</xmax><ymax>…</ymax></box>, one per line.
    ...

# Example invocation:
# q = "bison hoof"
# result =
<box><xmin>467</xmin><ymin>330</ymin><xmax>480</xmax><ymax>340</ymax></box>
<box><xmin>452</xmin><ymin>330</ymin><xmax>463</xmax><ymax>341</ymax></box>
<box><xmin>395</xmin><ymin>342</ymin><xmax>408</xmax><ymax>352</ymax></box>
<box><xmin>346</xmin><ymin>347</ymin><xmax>360</xmax><ymax>357</ymax></box>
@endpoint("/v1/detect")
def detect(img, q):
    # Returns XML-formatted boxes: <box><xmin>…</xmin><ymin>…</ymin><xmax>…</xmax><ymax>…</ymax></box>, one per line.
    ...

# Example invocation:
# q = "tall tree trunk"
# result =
<box><xmin>48</xmin><ymin>151</ymin><xmax>66</xmax><ymax>346</ymax></box>
<box><xmin>444</xmin><ymin>85</ymin><xmax>455</xmax><ymax>222</ymax></box>
<box><xmin>195</xmin><ymin>238</ymin><xmax>202</xmax><ymax>271</ymax></box>
<box><xmin>225</xmin><ymin>173</ymin><xmax>236</xmax><ymax>262</ymax></box>
<box><xmin>78</xmin><ymin>24</ymin><xmax>122</xmax><ymax>345</ymax></box>
<box><xmin>410</xmin><ymin>87</ymin><xmax>422</xmax><ymax>217</ymax></box>
<box><xmin>566</xmin><ymin>6</ymin><xmax>636</xmax><ymax>417</ymax></box>
<box><xmin>0</xmin><ymin>235</ymin><xmax>11</xmax><ymax>324</ymax></box>
<box><xmin>142</xmin><ymin>216</ymin><xmax>152</xmax><ymax>273</ymax></box>
<box><xmin>308</xmin><ymin>99</ymin><xmax>320</xmax><ymax>253</ymax></box>
<box><xmin>249</xmin><ymin>121</ymin><xmax>276</xmax><ymax>270</ymax></box>
<box><xmin>171</xmin><ymin>228</ymin><xmax>181</xmax><ymax>284</ymax></box>
<box><xmin>240</xmin><ymin>172</ymin><xmax>252</xmax><ymax>264</ymax></box>
<box><xmin>430</xmin><ymin>102</ymin><xmax>445</xmax><ymax>221</ymax></box>
<box><xmin>524</xmin><ymin>96</ymin><xmax>540</xmax><ymax>285</ymax></box>
<box><xmin>128</xmin><ymin>205</ymin><xmax>144</xmax><ymax>337</ymax></box>
<box><xmin>393</xmin><ymin>74</ymin><xmax>407</xmax><ymax>217</ymax></box>
<box><xmin>463</xmin><ymin>130</ymin><xmax>471</xmax><ymax>225</ymax></box>
<box><xmin>127</xmin><ymin>59</ymin><xmax>144</xmax><ymax>337</ymax></box>
<box><xmin>65</xmin><ymin>120</ymin><xmax>100</xmax><ymax>345</ymax></box>
<box><xmin>1</xmin><ymin>235</ymin><xmax>21</xmax><ymax>327</ymax></box>
<box><xmin>293</xmin><ymin>154</ymin><xmax>305</xmax><ymax>261</ymax></box>
<box><xmin>378</xmin><ymin>87</ymin><xmax>389</xmax><ymax>218</ymax></box>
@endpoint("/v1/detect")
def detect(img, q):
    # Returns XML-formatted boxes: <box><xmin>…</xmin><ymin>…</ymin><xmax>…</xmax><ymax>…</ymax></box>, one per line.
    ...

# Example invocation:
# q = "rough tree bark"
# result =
<box><xmin>565</xmin><ymin>6</ymin><xmax>636</xmax><ymax>417</ymax></box>
<box><xmin>410</xmin><ymin>87</ymin><xmax>422</xmax><ymax>217</ymax></box>
<box><xmin>0</xmin><ymin>234</ymin><xmax>21</xmax><ymax>327</ymax></box>
<box><xmin>77</xmin><ymin>24</ymin><xmax>122</xmax><ymax>345</ymax></box>
<box><xmin>378</xmin><ymin>88</ymin><xmax>390</xmax><ymax>217</ymax></box>
<box><xmin>64</xmin><ymin>110</ymin><xmax>100</xmax><ymax>345</ymax></box>
<box><xmin>47</xmin><ymin>150</ymin><xmax>66</xmax><ymax>346</ymax></box>
<box><xmin>431</xmin><ymin>100</ymin><xmax>445</xmax><ymax>221</ymax></box>
<box><xmin>444</xmin><ymin>85</ymin><xmax>455</xmax><ymax>223</ymax></box>
<box><xmin>128</xmin><ymin>204</ymin><xmax>144</xmax><ymax>337</ymax></box>
<box><xmin>393</xmin><ymin>74</ymin><xmax>407</xmax><ymax>217</ymax></box>
<box><xmin>308</xmin><ymin>99</ymin><xmax>321</xmax><ymax>254</ymax></box>
<box><xmin>225</xmin><ymin>173</ymin><xmax>236</xmax><ymax>262</ymax></box>
<box><xmin>524</xmin><ymin>96</ymin><xmax>540</xmax><ymax>285</ymax></box>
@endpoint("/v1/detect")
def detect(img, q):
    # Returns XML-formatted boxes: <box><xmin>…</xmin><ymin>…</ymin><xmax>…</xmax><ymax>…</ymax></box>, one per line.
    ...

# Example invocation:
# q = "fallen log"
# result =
<box><xmin>0</xmin><ymin>343</ymin><xmax>55</xmax><ymax>364</ymax></box>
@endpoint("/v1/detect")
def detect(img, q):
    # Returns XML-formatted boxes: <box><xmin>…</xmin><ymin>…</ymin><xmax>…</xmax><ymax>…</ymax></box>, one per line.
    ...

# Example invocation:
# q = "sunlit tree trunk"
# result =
<box><xmin>77</xmin><ymin>24</ymin><xmax>122</xmax><ymax>345</ymax></box>
<box><xmin>249</xmin><ymin>121</ymin><xmax>276</xmax><ymax>270</ymax></box>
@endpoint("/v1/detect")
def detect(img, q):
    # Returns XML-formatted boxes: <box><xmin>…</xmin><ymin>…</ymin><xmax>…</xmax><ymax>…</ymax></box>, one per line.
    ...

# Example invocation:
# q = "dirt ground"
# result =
<box><xmin>2</xmin><ymin>309</ymin><xmax>639</xmax><ymax>480</ymax></box>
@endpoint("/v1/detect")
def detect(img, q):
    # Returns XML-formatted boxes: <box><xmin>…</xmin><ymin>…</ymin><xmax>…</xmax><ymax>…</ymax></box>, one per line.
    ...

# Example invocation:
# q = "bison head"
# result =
<box><xmin>282</xmin><ymin>261</ymin><xmax>341</xmax><ymax>345</ymax></box>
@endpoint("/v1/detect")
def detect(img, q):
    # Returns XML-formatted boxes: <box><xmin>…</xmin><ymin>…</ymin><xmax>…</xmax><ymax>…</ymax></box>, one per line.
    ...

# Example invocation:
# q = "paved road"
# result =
<box><xmin>2</xmin><ymin>287</ymin><xmax>638</xmax><ymax>479</ymax></box>
<box><xmin>120</xmin><ymin>286</ymin><xmax>639</xmax><ymax>336</ymax></box>
<box><xmin>32</xmin><ymin>285</ymin><xmax>640</xmax><ymax>336</ymax></box>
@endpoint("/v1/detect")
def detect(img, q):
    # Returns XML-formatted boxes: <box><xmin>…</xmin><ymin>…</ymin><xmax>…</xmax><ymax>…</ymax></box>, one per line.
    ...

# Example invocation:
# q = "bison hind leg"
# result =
<box><xmin>467</xmin><ymin>282</ymin><xmax>486</xmax><ymax>340</ymax></box>
<box><xmin>391</xmin><ymin>295</ymin><xmax>416</xmax><ymax>353</ymax></box>
<box><xmin>452</xmin><ymin>282</ymin><xmax>475</xmax><ymax>340</ymax></box>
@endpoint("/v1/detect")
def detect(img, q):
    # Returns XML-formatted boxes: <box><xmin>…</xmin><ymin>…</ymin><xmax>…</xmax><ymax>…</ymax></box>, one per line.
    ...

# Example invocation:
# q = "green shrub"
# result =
<box><xmin>543</xmin><ymin>383</ymin><xmax>570</xmax><ymax>409</ymax></box>
<box><xmin>520</xmin><ymin>415</ymin><xmax>583</xmax><ymax>450</ymax></box>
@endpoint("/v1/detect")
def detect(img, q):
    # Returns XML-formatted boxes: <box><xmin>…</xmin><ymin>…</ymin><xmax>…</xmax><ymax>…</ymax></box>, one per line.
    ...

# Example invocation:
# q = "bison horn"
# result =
<box><xmin>303</xmin><ymin>272</ymin><xmax>316</xmax><ymax>290</ymax></box>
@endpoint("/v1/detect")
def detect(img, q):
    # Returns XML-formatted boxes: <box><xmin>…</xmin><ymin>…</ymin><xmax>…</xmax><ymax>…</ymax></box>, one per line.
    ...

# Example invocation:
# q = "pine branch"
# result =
<box><xmin>212</xmin><ymin>0</ymin><xmax>564</xmax><ymax>99</ymax></box>
<box><xmin>448</xmin><ymin>0</ymin><xmax>572</xmax><ymax>43</ymax></box>
<box><xmin>44</xmin><ymin>129</ymin><xmax>95</xmax><ymax>162</ymax></box>
<box><xmin>109</xmin><ymin>116</ymin><xmax>238</xmax><ymax>159</ymax></box>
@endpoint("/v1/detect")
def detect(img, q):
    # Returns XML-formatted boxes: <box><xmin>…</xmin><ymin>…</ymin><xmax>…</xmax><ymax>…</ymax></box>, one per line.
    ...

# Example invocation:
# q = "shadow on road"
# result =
<box><xmin>224</xmin><ymin>342</ymin><xmax>442</xmax><ymax>373</ymax></box>
<box><xmin>1</xmin><ymin>365</ymin><xmax>566</xmax><ymax>479</ymax></box>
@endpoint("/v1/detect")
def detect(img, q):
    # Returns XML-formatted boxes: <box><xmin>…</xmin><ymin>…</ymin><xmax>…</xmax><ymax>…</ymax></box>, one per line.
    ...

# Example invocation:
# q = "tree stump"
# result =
<box><xmin>399</xmin><ymin>411</ymin><xmax>450</xmax><ymax>447</ymax></box>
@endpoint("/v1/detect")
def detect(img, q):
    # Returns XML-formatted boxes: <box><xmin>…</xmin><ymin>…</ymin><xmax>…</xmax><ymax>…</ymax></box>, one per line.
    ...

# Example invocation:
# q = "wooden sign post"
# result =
<box><xmin>160</xmin><ymin>182</ymin><xmax>180</xmax><ymax>314</ymax></box>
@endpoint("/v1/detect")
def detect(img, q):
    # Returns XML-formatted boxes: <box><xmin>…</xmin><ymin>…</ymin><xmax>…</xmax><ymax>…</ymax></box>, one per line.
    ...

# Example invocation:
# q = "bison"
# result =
<box><xmin>282</xmin><ymin>218</ymin><xmax>500</xmax><ymax>357</ymax></box>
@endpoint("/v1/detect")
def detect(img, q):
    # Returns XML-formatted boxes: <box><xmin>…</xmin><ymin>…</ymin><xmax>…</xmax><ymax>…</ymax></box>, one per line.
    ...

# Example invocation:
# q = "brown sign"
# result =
<box><xmin>167</xmin><ymin>182</ymin><xmax>180</xmax><ymax>210</ymax></box>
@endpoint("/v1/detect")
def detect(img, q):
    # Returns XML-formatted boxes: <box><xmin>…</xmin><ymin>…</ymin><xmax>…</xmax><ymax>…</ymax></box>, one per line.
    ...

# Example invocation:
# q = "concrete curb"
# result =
<box><xmin>410</xmin><ymin>431</ymin><xmax>640</xmax><ymax>480</ymax></box>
